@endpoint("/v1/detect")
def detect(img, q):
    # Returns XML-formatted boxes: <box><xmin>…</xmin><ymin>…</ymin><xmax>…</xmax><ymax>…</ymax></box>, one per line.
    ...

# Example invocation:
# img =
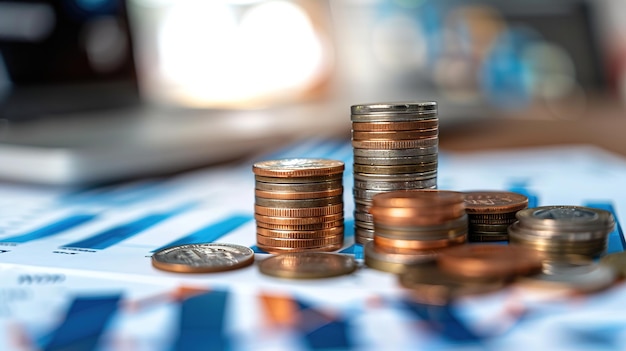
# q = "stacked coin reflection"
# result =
<box><xmin>351</xmin><ymin>102</ymin><xmax>439</xmax><ymax>244</ymax></box>
<box><xmin>253</xmin><ymin>159</ymin><xmax>345</xmax><ymax>253</ymax></box>
<box><xmin>365</xmin><ymin>190</ymin><xmax>467</xmax><ymax>273</ymax></box>
<box><xmin>464</xmin><ymin>191</ymin><xmax>528</xmax><ymax>242</ymax></box>
<box><xmin>509</xmin><ymin>205</ymin><xmax>615</xmax><ymax>258</ymax></box>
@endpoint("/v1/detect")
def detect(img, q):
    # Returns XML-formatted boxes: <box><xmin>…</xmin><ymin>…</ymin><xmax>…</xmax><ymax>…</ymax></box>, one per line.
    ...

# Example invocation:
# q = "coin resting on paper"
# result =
<box><xmin>150</xmin><ymin>102</ymin><xmax>624</xmax><ymax>303</ymax></box>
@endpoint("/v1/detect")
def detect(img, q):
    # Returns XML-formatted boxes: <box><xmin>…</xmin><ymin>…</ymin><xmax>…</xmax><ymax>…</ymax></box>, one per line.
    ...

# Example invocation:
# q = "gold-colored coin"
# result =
<box><xmin>352</xmin><ymin>128</ymin><xmax>438</xmax><ymax>140</ymax></box>
<box><xmin>374</xmin><ymin>234</ymin><xmax>466</xmax><ymax>251</ymax></box>
<box><xmin>352</xmin><ymin>120</ymin><xmax>438</xmax><ymax>131</ymax></box>
<box><xmin>256</xmin><ymin>219</ymin><xmax>344</xmax><ymax>231</ymax></box>
<box><xmin>351</xmin><ymin>138</ymin><xmax>438</xmax><ymax>149</ymax></box>
<box><xmin>255</xmin><ymin>196</ymin><xmax>343</xmax><ymax>208</ymax></box>
<box><xmin>255</xmin><ymin>179</ymin><xmax>342</xmax><ymax>192</ymax></box>
<box><xmin>253</xmin><ymin>159</ymin><xmax>344</xmax><ymax>178</ymax></box>
<box><xmin>254</xmin><ymin>203</ymin><xmax>343</xmax><ymax>217</ymax></box>
<box><xmin>256</xmin><ymin>226</ymin><xmax>343</xmax><ymax>239</ymax></box>
<box><xmin>254</xmin><ymin>213</ymin><xmax>343</xmax><ymax>225</ymax></box>
<box><xmin>258</xmin><ymin>252</ymin><xmax>357</xmax><ymax>279</ymax></box>
<box><xmin>255</xmin><ymin>188</ymin><xmax>343</xmax><ymax>200</ymax></box>
<box><xmin>255</xmin><ymin>174</ymin><xmax>343</xmax><ymax>184</ymax></box>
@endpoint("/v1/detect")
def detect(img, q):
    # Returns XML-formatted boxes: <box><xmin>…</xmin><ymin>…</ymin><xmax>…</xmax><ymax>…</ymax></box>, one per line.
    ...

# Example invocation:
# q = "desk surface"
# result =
<box><xmin>1</xmin><ymin>138</ymin><xmax>626</xmax><ymax>350</ymax></box>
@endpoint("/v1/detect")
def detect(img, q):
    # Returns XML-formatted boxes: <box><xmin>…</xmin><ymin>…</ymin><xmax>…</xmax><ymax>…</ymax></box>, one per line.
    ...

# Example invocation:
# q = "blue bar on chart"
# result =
<box><xmin>173</xmin><ymin>290</ymin><xmax>230</xmax><ymax>351</ymax></box>
<box><xmin>152</xmin><ymin>214</ymin><xmax>252</xmax><ymax>252</ymax></box>
<box><xmin>0</xmin><ymin>214</ymin><xmax>97</xmax><ymax>244</ymax></box>
<box><xmin>296</xmin><ymin>298</ymin><xmax>354</xmax><ymax>350</ymax></box>
<box><xmin>61</xmin><ymin>212</ymin><xmax>176</xmax><ymax>250</ymax></box>
<box><xmin>42</xmin><ymin>294</ymin><xmax>121</xmax><ymax>351</ymax></box>
<box><xmin>584</xmin><ymin>202</ymin><xmax>625</xmax><ymax>254</ymax></box>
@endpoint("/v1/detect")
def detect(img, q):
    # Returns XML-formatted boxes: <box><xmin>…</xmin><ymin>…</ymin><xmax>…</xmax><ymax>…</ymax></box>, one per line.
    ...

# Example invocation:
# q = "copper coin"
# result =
<box><xmin>255</xmin><ymin>188</ymin><xmax>343</xmax><ymax>200</ymax></box>
<box><xmin>352</xmin><ymin>129</ymin><xmax>438</xmax><ymax>140</ymax></box>
<box><xmin>399</xmin><ymin>261</ymin><xmax>507</xmax><ymax>305</ymax></box>
<box><xmin>256</xmin><ymin>226</ymin><xmax>343</xmax><ymax>239</ymax></box>
<box><xmin>256</xmin><ymin>234</ymin><xmax>343</xmax><ymax>249</ymax></box>
<box><xmin>374</xmin><ymin>234</ymin><xmax>466</xmax><ymax>251</ymax></box>
<box><xmin>254</xmin><ymin>213</ymin><xmax>343</xmax><ymax>225</ymax></box>
<box><xmin>257</xmin><ymin>242</ymin><xmax>343</xmax><ymax>254</ymax></box>
<box><xmin>256</xmin><ymin>219</ymin><xmax>344</xmax><ymax>231</ymax></box>
<box><xmin>151</xmin><ymin>243</ymin><xmax>254</xmax><ymax>273</ymax></box>
<box><xmin>371</xmin><ymin>189</ymin><xmax>464</xmax><ymax>208</ymax></box>
<box><xmin>258</xmin><ymin>252</ymin><xmax>357</xmax><ymax>279</ymax></box>
<box><xmin>464</xmin><ymin>191</ymin><xmax>528</xmax><ymax>214</ymax></box>
<box><xmin>253</xmin><ymin>159</ymin><xmax>344</xmax><ymax>178</ymax></box>
<box><xmin>467</xmin><ymin>233</ymin><xmax>509</xmax><ymax>242</ymax></box>
<box><xmin>437</xmin><ymin>244</ymin><xmax>543</xmax><ymax>279</ymax></box>
<box><xmin>351</xmin><ymin>120</ymin><xmax>438</xmax><ymax>131</ymax></box>
<box><xmin>351</xmin><ymin>138</ymin><xmax>438</xmax><ymax>150</ymax></box>
<box><xmin>254</xmin><ymin>203</ymin><xmax>343</xmax><ymax>217</ymax></box>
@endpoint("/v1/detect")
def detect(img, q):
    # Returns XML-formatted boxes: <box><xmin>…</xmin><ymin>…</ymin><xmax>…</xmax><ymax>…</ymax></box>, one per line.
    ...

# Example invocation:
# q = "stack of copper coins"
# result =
<box><xmin>351</xmin><ymin>102</ymin><xmax>439</xmax><ymax>245</ymax></box>
<box><xmin>463</xmin><ymin>191</ymin><xmax>529</xmax><ymax>242</ymax></box>
<box><xmin>509</xmin><ymin>205</ymin><xmax>615</xmax><ymax>258</ymax></box>
<box><xmin>364</xmin><ymin>189</ymin><xmax>467</xmax><ymax>273</ymax></box>
<box><xmin>253</xmin><ymin>158</ymin><xmax>345</xmax><ymax>253</ymax></box>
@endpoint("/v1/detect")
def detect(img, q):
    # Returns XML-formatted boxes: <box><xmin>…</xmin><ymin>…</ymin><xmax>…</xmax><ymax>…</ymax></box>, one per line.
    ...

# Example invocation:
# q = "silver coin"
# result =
<box><xmin>353</xmin><ymin>162</ymin><xmax>438</xmax><ymax>175</ymax></box>
<box><xmin>508</xmin><ymin>221</ymin><xmax>610</xmax><ymax>241</ymax></box>
<box><xmin>516</xmin><ymin>206</ymin><xmax>614</xmax><ymax>231</ymax></box>
<box><xmin>354</xmin><ymin>178</ymin><xmax>437</xmax><ymax>191</ymax></box>
<box><xmin>353</xmin><ymin>154</ymin><xmax>438</xmax><ymax>166</ymax></box>
<box><xmin>353</xmin><ymin>187</ymin><xmax>389</xmax><ymax>201</ymax></box>
<box><xmin>354</xmin><ymin>171</ymin><xmax>437</xmax><ymax>182</ymax></box>
<box><xmin>351</xmin><ymin>101</ymin><xmax>437</xmax><ymax>115</ymax></box>
<box><xmin>353</xmin><ymin>147</ymin><xmax>438</xmax><ymax>158</ymax></box>
<box><xmin>152</xmin><ymin>243</ymin><xmax>255</xmax><ymax>273</ymax></box>
<box><xmin>519</xmin><ymin>260</ymin><xmax>616</xmax><ymax>293</ymax></box>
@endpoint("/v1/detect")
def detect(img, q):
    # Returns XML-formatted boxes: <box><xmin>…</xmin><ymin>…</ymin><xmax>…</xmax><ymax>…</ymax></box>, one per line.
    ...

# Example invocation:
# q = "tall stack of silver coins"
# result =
<box><xmin>351</xmin><ymin>102</ymin><xmax>439</xmax><ymax>244</ymax></box>
<box><xmin>253</xmin><ymin>159</ymin><xmax>345</xmax><ymax>253</ymax></box>
<box><xmin>509</xmin><ymin>206</ymin><xmax>615</xmax><ymax>258</ymax></box>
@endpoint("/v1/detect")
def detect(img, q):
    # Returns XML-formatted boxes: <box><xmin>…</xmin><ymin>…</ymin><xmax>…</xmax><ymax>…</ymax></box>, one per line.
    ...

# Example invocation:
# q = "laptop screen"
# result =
<box><xmin>0</xmin><ymin>0</ymin><xmax>139</xmax><ymax>120</ymax></box>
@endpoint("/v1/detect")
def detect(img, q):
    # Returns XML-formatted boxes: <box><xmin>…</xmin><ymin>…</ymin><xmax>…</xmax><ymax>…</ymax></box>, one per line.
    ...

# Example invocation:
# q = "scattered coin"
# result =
<box><xmin>151</xmin><ymin>243</ymin><xmax>254</xmax><ymax>273</ymax></box>
<box><xmin>259</xmin><ymin>252</ymin><xmax>357</xmax><ymax>279</ymax></box>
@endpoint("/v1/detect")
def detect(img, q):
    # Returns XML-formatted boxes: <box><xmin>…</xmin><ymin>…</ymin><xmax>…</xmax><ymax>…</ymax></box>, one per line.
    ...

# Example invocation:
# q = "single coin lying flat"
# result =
<box><xmin>259</xmin><ymin>252</ymin><xmax>357</xmax><ymax>279</ymax></box>
<box><xmin>152</xmin><ymin>243</ymin><xmax>254</xmax><ymax>273</ymax></box>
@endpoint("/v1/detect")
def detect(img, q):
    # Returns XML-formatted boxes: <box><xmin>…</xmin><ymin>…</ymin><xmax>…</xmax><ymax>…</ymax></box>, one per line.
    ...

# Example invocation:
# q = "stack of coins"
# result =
<box><xmin>351</xmin><ymin>102</ymin><xmax>439</xmax><ymax>244</ymax></box>
<box><xmin>509</xmin><ymin>205</ymin><xmax>615</xmax><ymax>258</ymax></box>
<box><xmin>253</xmin><ymin>159</ymin><xmax>345</xmax><ymax>253</ymax></box>
<box><xmin>364</xmin><ymin>190</ymin><xmax>467</xmax><ymax>273</ymax></box>
<box><xmin>463</xmin><ymin>191</ymin><xmax>528</xmax><ymax>242</ymax></box>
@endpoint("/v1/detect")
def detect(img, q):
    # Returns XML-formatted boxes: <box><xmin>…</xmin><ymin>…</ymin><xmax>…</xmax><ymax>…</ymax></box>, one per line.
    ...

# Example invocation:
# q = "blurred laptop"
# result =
<box><xmin>0</xmin><ymin>0</ymin><xmax>351</xmax><ymax>185</ymax></box>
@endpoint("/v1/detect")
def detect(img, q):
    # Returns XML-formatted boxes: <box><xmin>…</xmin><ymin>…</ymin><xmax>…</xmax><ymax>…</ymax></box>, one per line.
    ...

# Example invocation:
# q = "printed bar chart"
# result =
<box><xmin>0</xmin><ymin>214</ymin><xmax>97</xmax><ymax>244</ymax></box>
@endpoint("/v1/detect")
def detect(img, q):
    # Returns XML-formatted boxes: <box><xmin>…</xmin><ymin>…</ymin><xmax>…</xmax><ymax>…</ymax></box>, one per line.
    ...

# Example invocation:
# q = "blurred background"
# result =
<box><xmin>1</xmin><ymin>0</ymin><xmax>626</xmax><ymax>154</ymax></box>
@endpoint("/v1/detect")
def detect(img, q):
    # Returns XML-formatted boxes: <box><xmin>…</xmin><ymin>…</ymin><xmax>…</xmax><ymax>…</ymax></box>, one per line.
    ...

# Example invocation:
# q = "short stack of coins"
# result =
<box><xmin>351</xmin><ymin>102</ymin><xmax>439</xmax><ymax>244</ymax></box>
<box><xmin>364</xmin><ymin>189</ymin><xmax>467</xmax><ymax>273</ymax></box>
<box><xmin>464</xmin><ymin>191</ymin><xmax>529</xmax><ymax>242</ymax></box>
<box><xmin>509</xmin><ymin>205</ymin><xmax>615</xmax><ymax>258</ymax></box>
<box><xmin>253</xmin><ymin>159</ymin><xmax>345</xmax><ymax>253</ymax></box>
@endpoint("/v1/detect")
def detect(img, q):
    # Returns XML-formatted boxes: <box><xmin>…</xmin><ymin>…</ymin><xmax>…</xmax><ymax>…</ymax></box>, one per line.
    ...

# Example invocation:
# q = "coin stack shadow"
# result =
<box><xmin>509</xmin><ymin>205</ymin><xmax>615</xmax><ymax>258</ymax></box>
<box><xmin>364</xmin><ymin>190</ymin><xmax>468</xmax><ymax>273</ymax></box>
<box><xmin>253</xmin><ymin>159</ymin><xmax>345</xmax><ymax>253</ymax></box>
<box><xmin>464</xmin><ymin>191</ymin><xmax>529</xmax><ymax>242</ymax></box>
<box><xmin>351</xmin><ymin>102</ymin><xmax>439</xmax><ymax>244</ymax></box>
